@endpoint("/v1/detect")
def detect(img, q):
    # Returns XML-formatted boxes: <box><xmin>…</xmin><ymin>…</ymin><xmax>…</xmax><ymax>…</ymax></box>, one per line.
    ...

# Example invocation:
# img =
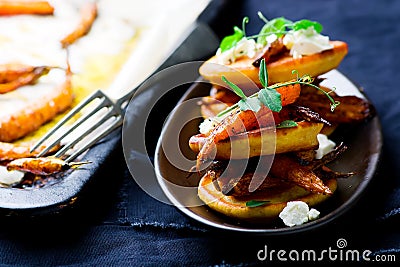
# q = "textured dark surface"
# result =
<box><xmin>1</xmin><ymin>0</ymin><xmax>400</xmax><ymax>265</ymax></box>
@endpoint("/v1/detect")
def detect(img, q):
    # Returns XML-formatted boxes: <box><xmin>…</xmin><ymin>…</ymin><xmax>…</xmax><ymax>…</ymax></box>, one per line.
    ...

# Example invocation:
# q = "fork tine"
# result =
<box><xmin>54</xmin><ymin>108</ymin><xmax>118</xmax><ymax>159</ymax></box>
<box><xmin>63</xmin><ymin>116</ymin><xmax>122</xmax><ymax>163</ymax></box>
<box><xmin>30</xmin><ymin>90</ymin><xmax>106</xmax><ymax>153</ymax></box>
<box><xmin>36</xmin><ymin>97</ymin><xmax>110</xmax><ymax>157</ymax></box>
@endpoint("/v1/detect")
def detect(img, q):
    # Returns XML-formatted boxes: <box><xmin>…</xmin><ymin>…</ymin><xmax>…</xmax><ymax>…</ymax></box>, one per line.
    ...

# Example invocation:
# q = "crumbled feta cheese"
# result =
<box><xmin>216</xmin><ymin>37</ymin><xmax>262</xmax><ymax>65</ymax></box>
<box><xmin>199</xmin><ymin>118</ymin><xmax>219</xmax><ymax>135</ymax></box>
<box><xmin>265</xmin><ymin>34</ymin><xmax>278</xmax><ymax>44</ymax></box>
<box><xmin>279</xmin><ymin>201</ymin><xmax>310</xmax><ymax>227</ymax></box>
<box><xmin>283</xmin><ymin>27</ymin><xmax>333</xmax><ymax>59</ymax></box>
<box><xmin>315</xmin><ymin>134</ymin><xmax>336</xmax><ymax>159</ymax></box>
<box><xmin>279</xmin><ymin>201</ymin><xmax>320</xmax><ymax>227</ymax></box>
<box><xmin>308</xmin><ymin>208</ymin><xmax>320</xmax><ymax>221</ymax></box>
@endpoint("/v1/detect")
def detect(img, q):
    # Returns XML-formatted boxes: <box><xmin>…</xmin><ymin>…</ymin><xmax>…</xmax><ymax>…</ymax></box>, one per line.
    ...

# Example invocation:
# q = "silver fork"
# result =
<box><xmin>30</xmin><ymin>89</ymin><xmax>135</xmax><ymax>163</ymax></box>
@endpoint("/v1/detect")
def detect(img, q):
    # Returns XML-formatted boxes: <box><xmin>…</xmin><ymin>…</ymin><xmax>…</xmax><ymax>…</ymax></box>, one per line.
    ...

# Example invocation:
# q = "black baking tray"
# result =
<box><xmin>0</xmin><ymin>22</ymin><xmax>220</xmax><ymax>216</ymax></box>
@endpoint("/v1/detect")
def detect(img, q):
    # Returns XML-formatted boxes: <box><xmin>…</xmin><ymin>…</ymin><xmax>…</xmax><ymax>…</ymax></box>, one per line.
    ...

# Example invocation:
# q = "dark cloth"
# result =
<box><xmin>1</xmin><ymin>0</ymin><xmax>400</xmax><ymax>265</ymax></box>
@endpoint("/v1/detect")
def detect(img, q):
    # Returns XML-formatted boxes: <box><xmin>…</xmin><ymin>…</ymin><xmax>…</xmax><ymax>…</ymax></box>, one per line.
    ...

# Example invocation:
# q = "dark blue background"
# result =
<box><xmin>0</xmin><ymin>0</ymin><xmax>399</xmax><ymax>265</ymax></box>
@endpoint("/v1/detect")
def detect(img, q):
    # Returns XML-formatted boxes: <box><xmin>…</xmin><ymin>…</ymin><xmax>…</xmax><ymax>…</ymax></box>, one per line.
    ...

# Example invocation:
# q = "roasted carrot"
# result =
<box><xmin>211</xmin><ymin>83</ymin><xmax>300</xmax><ymax>107</ymax></box>
<box><xmin>271</xmin><ymin>154</ymin><xmax>332</xmax><ymax>195</ymax></box>
<box><xmin>0</xmin><ymin>142</ymin><xmax>60</xmax><ymax>161</ymax></box>
<box><xmin>0</xmin><ymin>65</ymin><xmax>51</xmax><ymax>94</ymax></box>
<box><xmin>196</xmin><ymin>83</ymin><xmax>301</xmax><ymax>170</ymax></box>
<box><xmin>6</xmin><ymin>157</ymin><xmax>90</xmax><ymax>176</ymax></box>
<box><xmin>297</xmin><ymin>86</ymin><xmax>374</xmax><ymax>123</ymax></box>
<box><xmin>275</xmin><ymin>83</ymin><xmax>301</xmax><ymax>106</ymax></box>
<box><xmin>0</xmin><ymin>68</ymin><xmax>73</xmax><ymax>142</ymax></box>
<box><xmin>60</xmin><ymin>2</ymin><xmax>97</xmax><ymax>48</ymax></box>
<box><xmin>0</xmin><ymin>63</ymin><xmax>36</xmax><ymax>83</ymax></box>
<box><xmin>0</xmin><ymin>0</ymin><xmax>54</xmax><ymax>16</ymax></box>
<box><xmin>196</xmin><ymin>105</ymin><xmax>275</xmax><ymax>170</ymax></box>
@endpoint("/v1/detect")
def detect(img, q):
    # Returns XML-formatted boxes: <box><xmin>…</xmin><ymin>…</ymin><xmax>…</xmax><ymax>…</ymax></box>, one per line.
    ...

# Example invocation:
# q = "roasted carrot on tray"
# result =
<box><xmin>6</xmin><ymin>157</ymin><xmax>90</xmax><ymax>176</ymax></box>
<box><xmin>0</xmin><ymin>0</ymin><xmax>54</xmax><ymax>16</ymax></box>
<box><xmin>0</xmin><ymin>64</ymin><xmax>51</xmax><ymax>94</ymax></box>
<box><xmin>0</xmin><ymin>63</ymin><xmax>40</xmax><ymax>83</ymax></box>
<box><xmin>0</xmin><ymin>68</ymin><xmax>73</xmax><ymax>142</ymax></box>
<box><xmin>60</xmin><ymin>2</ymin><xmax>98</xmax><ymax>48</ymax></box>
<box><xmin>0</xmin><ymin>142</ymin><xmax>60</xmax><ymax>161</ymax></box>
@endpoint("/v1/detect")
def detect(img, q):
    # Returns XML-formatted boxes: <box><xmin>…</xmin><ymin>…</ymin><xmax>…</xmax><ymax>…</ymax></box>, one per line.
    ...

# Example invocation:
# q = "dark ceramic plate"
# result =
<box><xmin>155</xmin><ymin>70</ymin><xmax>382</xmax><ymax>234</ymax></box>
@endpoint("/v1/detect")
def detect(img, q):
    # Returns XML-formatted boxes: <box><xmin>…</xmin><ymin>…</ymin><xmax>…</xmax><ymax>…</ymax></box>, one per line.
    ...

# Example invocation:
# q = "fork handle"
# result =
<box><xmin>116</xmin><ymin>86</ymin><xmax>138</xmax><ymax>109</ymax></box>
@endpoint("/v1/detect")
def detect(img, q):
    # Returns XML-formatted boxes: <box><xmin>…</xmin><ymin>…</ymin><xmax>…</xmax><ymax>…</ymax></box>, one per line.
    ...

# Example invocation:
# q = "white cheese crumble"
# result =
<box><xmin>283</xmin><ymin>26</ymin><xmax>333</xmax><ymax>59</ymax></box>
<box><xmin>265</xmin><ymin>34</ymin><xmax>278</xmax><ymax>44</ymax></box>
<box><xmin>199</xmin><ymin>118</ymin><xmax>219</xmax><ymax>135</ymax></box>
<box><xmin>279</xmin><ymin>201</ymin><xmax>320</xmax><ymax>227</ymax></box>
<box><xmin>216</xmin><ymin>37</ymin><xmax>262</xmax><ymax>65</ymax></box>
<box><xmin>199</xmin><ymin>112</ymin><xmax>231</xmax><ymax>135</ymax></box>
<box><xmin>315</xmin><ymin>134</ymin><xmax>336</xmax><ymax>159</ymax></box>
<box><xmin>308</xmin><ymin>208</ymin><xmax>321</xmax><ymax>221</ymax></box>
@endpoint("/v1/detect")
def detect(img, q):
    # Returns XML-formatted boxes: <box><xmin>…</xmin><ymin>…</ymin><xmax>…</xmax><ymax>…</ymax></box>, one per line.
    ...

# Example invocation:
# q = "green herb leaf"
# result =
<box><xmin>222</xmin><ymin>76</ymin><xmax>247</xmax><ymax>99</ymax></box>
<box><xmin>258</xmin><ymin>88</ymin><xmax>282</xmax><ymax>112</ymax></box>
<box><xmin>277</xmin><ymin>120</ymin><xmax>298</xmax><ymax>128</ymax></box>
<box><xmin>257</xmin><ymin>17</ymin><xmax>292</xmax><ymax>45</ymax></box>
<box><xmin>238</xmin><ymin>97</ymin><xmax>262</xmax><ymax>112</ymax></box>
<box><xmin>292</xmin><ymin>19</ymin><xmax>323</xmax><ymax>33</ymax></box>
<box><xmin>219</xmin><ymin>26</ymin><xmax>243</xmax><ymax>52</ymax></box>
<box><xmin>246</xmin><ymin>200</ymin><xmax>270</xmax><ymax>207</ymax></box>
<box><xmin>258</xmin><ymin>59</ymin><xmax>268</xmax><ymax>87</ymax></box>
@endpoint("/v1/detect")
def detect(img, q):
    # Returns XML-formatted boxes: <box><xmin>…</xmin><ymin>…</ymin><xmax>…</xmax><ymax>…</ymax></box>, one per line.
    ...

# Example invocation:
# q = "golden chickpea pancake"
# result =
<box><xmin>199</xmin><ymin>41</ymin><xmax>348</xmax><ymax>89</ymax></box>
<box><xmin>198</xmin><ymin>171</ymin><xmax>337</xmax><ymax>222</ymax></box>
<box><xmin>189</xmin><ymin>121</ymin><xmax>323</xmax><ymax>159</ymax></box>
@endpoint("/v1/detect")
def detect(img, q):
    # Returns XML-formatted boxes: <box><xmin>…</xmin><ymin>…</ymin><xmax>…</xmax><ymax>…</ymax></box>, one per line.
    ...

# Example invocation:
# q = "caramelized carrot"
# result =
<box><xmin>0</xmin><ymin>0</ymin><xmax>54</xmax><ymax>16</ymax></box>
<box><xmin>0</xmin><ymin>63</ymin><xmax>36</xmax><ymax>83</ymax></box>
<box><xmin>196</xmin><ymin>83</ymin><xmax>301</xmax><ymax>170</ymax></box>
<box><xmin>0</xmin><ymin>142</ymin><xmax>60</xmax><ymax>161</ymax></box>
<box><xmin>0</xmin><ymin>68</ymin><xmax>73</xmax><ymax>142</ymax></box>
<box><xmin>275</xmin><ymin>83</ymin><xmax>301</xmax><ymax>106</ymax></box>
<box><xmin>271</xmin><ymin>154</ymin><xmax>332</xmax><ymax>195</ymax></box>
<box><xmin>0</xmin><ymin>65</ymin><xmax>51</xmax><ymax>94</ymax></box>
<box><xmin>6</xmin><ymin>157</ymin><xmax>89</xmax><ymax>176</ymax></box>
<box><xmin>196</xmin><ymin>106</ymin><xmax>275</xmax><ymax>170</ymax></box>
<box><xmin>60</xmin><ymin>2</ymin><xmax>97</xmax><ymax>48</ymax></box>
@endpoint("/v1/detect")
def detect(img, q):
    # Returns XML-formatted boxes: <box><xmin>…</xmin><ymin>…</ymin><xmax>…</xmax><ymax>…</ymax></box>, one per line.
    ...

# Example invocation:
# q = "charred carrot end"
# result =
<box><xmin>276</xmin><ymin>83</ymin><xmax>301</xmax><ymax>106</ymax></box>
<box><xmin>60</xmin><ymin>2</ymin><xmax>98</xmax><ymax>48</ymax></box>
<box><xmin>0</xmin><ymin>0</ymin><xmax>54</xmax><ymax>16</ymax></box>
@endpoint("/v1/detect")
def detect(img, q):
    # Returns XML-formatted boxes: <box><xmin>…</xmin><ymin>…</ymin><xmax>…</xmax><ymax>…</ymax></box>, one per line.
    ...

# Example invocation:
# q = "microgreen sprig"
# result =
<box><xmin>219</xmin><ymin>12</ymin><xmax>324</xmax><ymax>51</ymax></box>
<box><xmin>218</xmin><ymin>58</ymin><xmax>339</xmax><ymax>117</ymax></box>
<box><xmin>221</xmin><ymin>76</ymin><xmax>262</xmax><ymax>112</ymax></box>
<box><xmin>219</xmin><ymin>17</ymin><xmax>250</xmax><ymax>52</ymax></box>
<box><xmin>290</xmin><ymin>70</ymin><xmax>340</xmax><ymax>112</ymax></box>
<box><xmin>219</xmin><ymin>26</ymin><xmax>243</xmax><ymax>53</ymax></box>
